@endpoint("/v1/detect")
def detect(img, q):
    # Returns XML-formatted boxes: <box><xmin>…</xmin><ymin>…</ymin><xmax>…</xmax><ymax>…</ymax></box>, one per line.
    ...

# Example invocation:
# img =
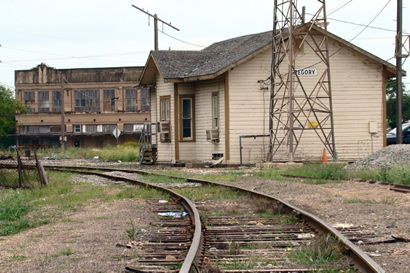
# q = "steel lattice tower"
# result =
<box><xmin>268</xmin><ymin>0</ymin><xmax>336</xmax><ymax>162</ymax></box>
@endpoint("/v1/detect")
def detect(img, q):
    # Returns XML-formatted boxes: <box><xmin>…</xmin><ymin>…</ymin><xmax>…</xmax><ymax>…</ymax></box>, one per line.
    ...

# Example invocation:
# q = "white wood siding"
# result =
<box><xmin>177</xmin><ymin>79</ymin><xmax>225</xmax><ymax>161</ymax></box>
<box><xmin>150</xmin><ymin>88</ymin><xmax>157</xmax><ymax>145</ymax></box>
<box><xmin>228</xmin><ymin>38</ymin><xmax>385</xmax><ymax>164</ymax></box>
<box><xmin>155</xmin><ymin>75</ymin><xmax>175</xmax><ymax>162</ymax></box>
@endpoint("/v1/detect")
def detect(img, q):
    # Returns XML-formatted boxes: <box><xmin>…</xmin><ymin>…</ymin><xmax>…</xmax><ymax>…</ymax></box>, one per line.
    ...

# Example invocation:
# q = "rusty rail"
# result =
<box><xmin>2</xmin><ymin>162</ymin><xmax>386</xmax><ymax>273</ymax></box>
<box><xmin>37</xmin><ymin>166</ymin><xmax>203</xmax><ymax>273</ymax></box>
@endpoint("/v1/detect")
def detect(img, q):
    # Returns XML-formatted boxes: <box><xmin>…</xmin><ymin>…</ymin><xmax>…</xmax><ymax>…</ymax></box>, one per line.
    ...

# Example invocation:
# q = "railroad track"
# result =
<box><xmin>1</xmin><ymin>162</ymin><xmax>387</xmax><ymax>272</ymax></box>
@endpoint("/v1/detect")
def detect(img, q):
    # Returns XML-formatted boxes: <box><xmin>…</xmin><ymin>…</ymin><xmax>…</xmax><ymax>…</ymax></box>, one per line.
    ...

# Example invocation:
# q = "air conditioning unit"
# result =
<box><xmin>160</xmin><ymin>121</ymin><xmax>171</xmax><ymax>142</ymax></box>
<box><xmin>206</xmin><ymin>129</ymin><xmax>219</xmax><ymax>143</ymax></box>
<box><xmin>160</xmin><ymin>132</ymin><xmax>171</xmax><ymax>143</ymax></box>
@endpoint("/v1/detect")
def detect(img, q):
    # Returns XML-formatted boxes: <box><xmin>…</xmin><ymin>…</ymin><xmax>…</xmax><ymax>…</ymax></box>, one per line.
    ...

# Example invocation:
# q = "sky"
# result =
<box><xmin>0</xmin><ymin>0</ymin><xmax>409</xmax><ymax>91</ymax></box>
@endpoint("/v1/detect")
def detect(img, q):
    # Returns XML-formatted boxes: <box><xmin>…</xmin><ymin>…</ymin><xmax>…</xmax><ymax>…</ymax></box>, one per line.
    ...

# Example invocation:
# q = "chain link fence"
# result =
<box><xmin>0</xmin><ymin>147</ymin><xmax>48</xmax><ymax>188</ymax></box>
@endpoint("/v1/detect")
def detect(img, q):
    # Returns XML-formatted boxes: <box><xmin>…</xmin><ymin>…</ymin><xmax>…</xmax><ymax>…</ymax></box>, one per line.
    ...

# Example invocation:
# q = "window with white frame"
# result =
<box><xmin>160</xmin><ymin>96</ymin><xmax>171</xmax><ymax>121</ymax></box>
<box><xmin>180</xmin><ymin>96</ymin><xmax>194</xmax><ymax>141</ymax></box>
<box><xmin>74</xmin><ymin>124</ymin><xmax>82</xmax><ymax>133</ymax></box>
<box><xmin>212</xmin><ymin>92</ymin><xmax>219</xmax><ymax>129</ymax></box>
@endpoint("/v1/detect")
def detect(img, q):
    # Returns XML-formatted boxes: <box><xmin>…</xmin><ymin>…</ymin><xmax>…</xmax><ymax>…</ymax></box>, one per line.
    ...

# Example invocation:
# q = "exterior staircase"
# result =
<box><xmin>139</xmin><ymin>123</ymin><xmax>157</xmax><ymax>165</ymax></box>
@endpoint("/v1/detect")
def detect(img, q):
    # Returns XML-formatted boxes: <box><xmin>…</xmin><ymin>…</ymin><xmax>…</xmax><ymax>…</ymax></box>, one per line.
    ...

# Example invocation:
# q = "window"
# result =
<box><xmin>140</xmin><ymin>87</ymin><xmax>150</xmax><ymax>112</ymax></box>
<box><xmin>180</xmin><ymin>96</ymin><xmax>194</xmax><ymax>141</ymax></box>
<box><xmin>74</xmin><ymin>125</ymin><xmax>82</xmax><ymax>133</ymax></box>
<box><xmin>103</xmin><ymin>89</ymin><xmax>116</xmax><ymax>112</ymax></box>
<box><xmin>212</xmin><ymin>92</ymin><xmax>220</xmax><ymax>129</ymax></box>
<box><xmin>102</xmin><ymin>124</ymin><xmax>116</xmax><ymax>133</ymax></box>
<box><xmin>85</xmin><ymin>125</ymin><xmax>97</xmax><ymax>134</ymax></box>
<box><xmin>125</xmin><ymin>89</ymin><xmax>137</xmax><ymax>112</ymax></box>
<box><xmin>52</xmin><ymin>91</ymin><xmax>62</xmax><ymax>112</ymax></box>
<box><xmin>74</xmin><ymin>90</ymin><xmax>100</xmax><ymax>112</ymax></box>
<box><xmin>160</xmin><ymin>96</ymin><xmax>171</xmax><ymax>121</ymax></box>
<box><xmin>38</xmin><ymin>91</ymin><xmax>50</xmax><ymax>113</ymax></box>
<box><xmin>23</xmin><ymin>91</ymin><xmax>35</xmax><ymax>113</ymax></box>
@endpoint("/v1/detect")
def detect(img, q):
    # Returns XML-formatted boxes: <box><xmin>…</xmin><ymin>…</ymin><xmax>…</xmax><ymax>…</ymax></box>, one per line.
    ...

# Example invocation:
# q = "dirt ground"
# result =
<box><xmin>0</xmin><ymin>200</ymin><xmax>153</xmax><ymax>273</ymax></box>
<box><xmin>233</xmin><ymin>177</ymin><xmax>410</xmax><ymax>273</ymax></box>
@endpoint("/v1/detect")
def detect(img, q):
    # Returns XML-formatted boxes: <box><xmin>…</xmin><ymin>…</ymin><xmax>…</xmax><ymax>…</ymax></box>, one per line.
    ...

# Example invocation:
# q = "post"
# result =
<box><xmin>131</xmin><ymin>5</ymin><xmax>180</xmax><ymax>51</ymax></box>
<box><xmin>288</xmin><ymin>0</ymin><xmax>295</xmax><ymax>162</ymax></box>
<box><xmin>154</xmin><ymin>14</ymin><xmax>159</xmax><ymax>51</ymax></box>
<box><xmin>239</xmin><ymin>136</ymin><xmax>243</xmax><ymax>166</ymax></box>
<box><xmin>396</xmin><ymin>0</ymin><xmax>403</xmax><ymax>144</ymax></box>
<box><xmin>60</xmin><ymin>73</ymin><xmax>66</xmax><ymax>150</ymax></box>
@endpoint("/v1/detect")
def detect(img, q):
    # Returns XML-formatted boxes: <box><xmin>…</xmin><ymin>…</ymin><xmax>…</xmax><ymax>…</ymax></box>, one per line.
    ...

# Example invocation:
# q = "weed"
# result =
<box><xmin>8</xmin><ymin>255</ymin><xmax>27</xmax><ymax>262</ymax></box>
<box><xmin>53</xmin><ymin>247</ymin><xmax>75</xmax><ymax>257</ymax></box>
<box><xmin>290</xmin><ymin>234</ymin><xmax>346</xmax><ymax>266</ymax></box>
<box><xmin>175</xmin><ymin>186</ymin><xmax>240</xmax><ymax>201</ymax></box>
<box><xmin>126</xmin><ymin>221</ymin><xmax>139</xmax><ymax>241</ymax></box>
<box><xmin>37</xmin><ymin>142</ymin><xmax>139</xmax><ymax>162</ymax></box>
<box><xmin>0</xmin><ymin>171</ymin><xmax>166</xmax><ymax>236</ymax></box>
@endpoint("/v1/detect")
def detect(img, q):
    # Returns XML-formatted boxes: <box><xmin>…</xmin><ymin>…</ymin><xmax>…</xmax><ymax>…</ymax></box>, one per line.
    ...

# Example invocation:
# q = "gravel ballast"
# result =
<box><xmin>346</xmin><ymin>145</ymin><xmax>410</xmax><ymax>171</ymax></box>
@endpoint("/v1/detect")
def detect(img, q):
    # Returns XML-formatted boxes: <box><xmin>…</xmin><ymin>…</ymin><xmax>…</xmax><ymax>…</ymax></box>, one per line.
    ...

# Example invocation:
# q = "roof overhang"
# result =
<box><xmin>139</xmin><ymin>52</ymin><xmax>161</xmax><ymax>86</ymax></box>
<box><xmin>310</xmin><ymin>25</ymin><xmax>401</xmax><ymax>78</ymax></box>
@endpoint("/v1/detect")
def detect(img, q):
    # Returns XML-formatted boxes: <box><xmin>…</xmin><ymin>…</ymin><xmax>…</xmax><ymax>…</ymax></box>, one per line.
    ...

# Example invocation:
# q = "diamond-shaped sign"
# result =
<box><xmin>113</xmin><ymin>127</ymin><xmax>121</xmax><ymax>139</ymax></box>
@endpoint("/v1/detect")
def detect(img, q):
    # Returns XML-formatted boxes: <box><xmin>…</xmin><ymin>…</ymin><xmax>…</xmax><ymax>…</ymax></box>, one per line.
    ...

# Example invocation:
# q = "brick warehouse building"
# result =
<box><xmin>15</xmin><ymin>64</ymin><xmax>150</xmax><ymax>148</ymax></box>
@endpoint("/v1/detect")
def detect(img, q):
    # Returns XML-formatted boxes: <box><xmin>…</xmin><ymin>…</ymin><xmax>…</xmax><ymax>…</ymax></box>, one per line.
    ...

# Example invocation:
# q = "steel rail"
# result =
<box><xmin>42</xmin><ymin>164</ymin><xmax>385</xmax><ymax>273</ymax></box>
<box><xmin>0</xmin><ymin>162</ymin><xmax>387</xmax><ymax>272</ymax></box>
<box><xmin>44</xmin><ymin>166</ymin><xmax>202</xmax><ymax>273</ymax></box>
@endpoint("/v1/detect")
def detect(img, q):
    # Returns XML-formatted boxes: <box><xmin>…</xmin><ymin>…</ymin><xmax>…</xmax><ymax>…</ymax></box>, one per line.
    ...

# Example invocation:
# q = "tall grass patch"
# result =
<box><xmin>38</xmin><ymin>142</ymin><xmax>139</xmax><ymax>162</ymax></box>
<box><xmin>0</xmin><ymin>171</ymin><xmax>166</xmax><ymax>236</ymax></box>
<box><xmin>281</xmin><ymin>164</ymin><xmax>346</xmax><ymax>180</ymax></box>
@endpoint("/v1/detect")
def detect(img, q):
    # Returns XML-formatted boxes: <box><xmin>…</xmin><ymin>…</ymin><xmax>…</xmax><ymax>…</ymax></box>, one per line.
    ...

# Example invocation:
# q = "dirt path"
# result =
<box><xmin>233</xmin><ymin>178</ymin><xmax>410</xmax><ymax>273</ymax></box>
<box><xmin>0</xmin><ymin>200</ymin><xmax>153</xmax><ymax>273</ymax></box>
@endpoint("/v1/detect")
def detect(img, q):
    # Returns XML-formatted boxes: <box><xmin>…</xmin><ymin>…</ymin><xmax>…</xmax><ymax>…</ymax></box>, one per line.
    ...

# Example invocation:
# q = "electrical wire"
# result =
<box><xmin>2</xmin><ymin>50</ymin><xmax>148</xmax><ymax>64</ymax></box>
<box><xmin>349</xmin><ymin>0</ymin><xmax>392</xmax><ymax>41</ymax></box>
<box><xmin>302</xmin><ymin>0</ymin><xmax>394</xmax><ymax>70</ymax></box>
<box><xmin>328</xmin><ymin>0</ymin><xmax>353</xmax><ymax>16</ymax></box>
<box><xmin>159</xmin><ymin>30</ymin><xmax>206</xmax><ymax>48</ymax></box>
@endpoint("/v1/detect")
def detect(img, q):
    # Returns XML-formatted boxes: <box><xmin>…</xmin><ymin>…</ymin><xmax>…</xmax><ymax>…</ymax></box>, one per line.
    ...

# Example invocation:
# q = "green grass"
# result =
<box><xmin>290</xmin><ymin>235</ymin><xmax>354</xmax><ymax>272</ymax></box>
<box><xmin>281</xmin><ymin>164</ymin><xmax>346</xmax><ymax>180</ymax></box>
<box><xmin>0</xmin><ymin>171</ymin><xmax>167</xmax><ymax>236</ymax></box>
<box><xmin>140</xmin><ymin>174</ymin><xmax>187</xmax><ymax>184</ymax></box>
<box><xmin>175</xmin><ymin>185</ymin><xmax>240</xmax><ymax>201</ymax></box>
<box><xmin>37</xmin><ymin>142</ymin><xmax>140</xmax><ymax>162</ymax></box>
<box><xmin>348</xmin><ymin>165</ymin><xmax>410</xmax><ymax>185</ymax></box>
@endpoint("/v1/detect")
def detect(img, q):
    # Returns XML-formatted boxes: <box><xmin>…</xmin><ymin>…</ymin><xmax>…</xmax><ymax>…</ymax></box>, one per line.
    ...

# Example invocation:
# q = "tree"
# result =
<box><xmin>0</xmin><ymin>85</ymin><xmax>24</xmax><ymax>148</ymax></box>
<box><xmin>386</xmin><ymin>78</ymin><xmax>410</xmax><ymax>129</ymax></box>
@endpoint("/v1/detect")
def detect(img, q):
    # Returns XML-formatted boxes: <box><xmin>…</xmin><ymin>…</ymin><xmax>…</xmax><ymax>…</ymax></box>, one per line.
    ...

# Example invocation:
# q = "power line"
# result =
<box><xmin>328</xmin><ymin>0</ymin><xmax>353</xmax><ymax>16</ymax></box>
<box><xmin>159</xmin><ymin>30</ymin><xmax>205</xmax><ymax>48</ymax></box>
<box><xmin>2</xmin><ymin>50</ymin><xmax>148</xmax><ymax>64</ymax></box>
<box><xmin>349</xmin><ymin>0</ymin><xmax>392</xmax><ymax>41</ymax></box>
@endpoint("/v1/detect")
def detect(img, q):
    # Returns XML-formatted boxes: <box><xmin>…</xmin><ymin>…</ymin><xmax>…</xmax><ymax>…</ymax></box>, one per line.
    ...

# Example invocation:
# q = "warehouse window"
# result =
<box><xmin>140</xmin><ymin>87</ymin><xmax>150</xmax><ymax>112</ymax></box>
<box><xmin>23</xmin><ymin>91</ymin><xmax>35</xmax><ymax>113</ymax></box>
<box><xmin>74</xmin><ymin>90</ymin><xmax>100</xmax><ymax>112</ymax></box>
<box><xmin>52</xmin><ymin>91</ymin><xmax>62</xmax><ymax>112</ymax></box>
<box><xmin>103</xmin><ymin>89</ymin><xmax>116</xmax><ymax>112</ymax></box>
<box><xmin>212</xmin><ymin>92</ymin><xmax>219</xmax><ymax>129</ymax></box>
<box><xmin>38</xmin><ymin>91</ymin><xmax>50</xmax><ymax>113</ymax></box>
<box><xmin>74</xmin><ymin>125</ymin><xmax>82</xmax><ymax>133</ymax></box>
<box><xmin>125</xmin><ymin>89</ymin><xmax>137</xmax><ymax>112</ymax></box>
<box><xmin>180</xmin><ymin>96</ymin><xmax>194</xmax><ymax>141</ymax></box>
<box><xmin>160</xmin><ymin>96</ymin><xmax>171</xmax><ymax>121</ymax></box>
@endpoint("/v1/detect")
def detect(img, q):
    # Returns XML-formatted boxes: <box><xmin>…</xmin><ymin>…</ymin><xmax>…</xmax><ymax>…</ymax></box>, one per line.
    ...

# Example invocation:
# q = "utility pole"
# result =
<box><xmin>396</xmin><ymin>0</ymin><xmax>403</xmax><ymax>144</ymax></box>
<box><xmin>131</xmin><ymin>5</ymin><xmax>180</xmax><ymax>51</ymax></box>
<box><xmin>59</xmin><ymin>72</ymin><xmax>66</xmax><ymax>150</ymax></box>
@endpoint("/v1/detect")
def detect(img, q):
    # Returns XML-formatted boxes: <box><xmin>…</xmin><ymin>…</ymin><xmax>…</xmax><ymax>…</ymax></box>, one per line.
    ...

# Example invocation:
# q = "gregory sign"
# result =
<box><xmin>294</xmin><ymin>68</ymin><xmax>318</xmax><ymax>77</ymax></box>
